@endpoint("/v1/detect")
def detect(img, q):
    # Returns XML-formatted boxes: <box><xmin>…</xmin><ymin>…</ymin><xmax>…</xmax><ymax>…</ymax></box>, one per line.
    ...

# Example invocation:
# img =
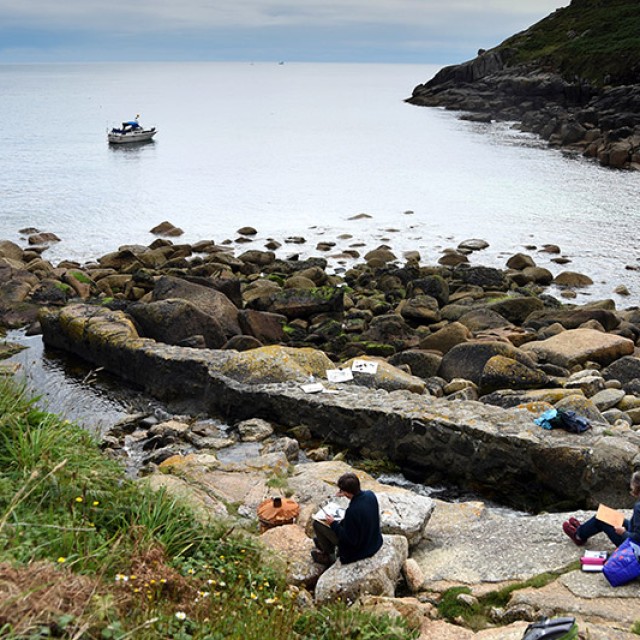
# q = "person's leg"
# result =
<box><xmin>312</xmin><ymin>520</ymin><xmax>338</xmax><ymax>555</ymax></box>
<box><xmin>577</xmin><ymin>516</ymin><xmax>626</xmax><ymax>546</ymax></box>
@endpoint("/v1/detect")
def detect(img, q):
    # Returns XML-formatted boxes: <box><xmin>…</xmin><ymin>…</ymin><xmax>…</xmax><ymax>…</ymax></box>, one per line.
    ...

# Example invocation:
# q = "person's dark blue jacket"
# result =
<box><xmin>330</xmin><ymin>490</ymin><xmax>383</xmax><ymax>564</ymax></box>
<box><xmin>625</xmin><ymin>500</ymin><xmax>640</xmax><ymax>544</ymax></box>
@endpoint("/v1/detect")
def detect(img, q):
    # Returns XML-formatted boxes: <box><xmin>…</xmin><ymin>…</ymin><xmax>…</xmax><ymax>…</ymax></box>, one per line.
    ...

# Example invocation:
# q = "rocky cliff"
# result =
<box><xmin>407</xmin><ymin>0</ymin><xmax>640</xmax><ymax>169</ymax></box>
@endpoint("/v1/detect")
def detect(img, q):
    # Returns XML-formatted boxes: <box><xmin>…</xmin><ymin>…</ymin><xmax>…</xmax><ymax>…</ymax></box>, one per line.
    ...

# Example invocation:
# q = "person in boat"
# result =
<box><xmin>311</xmin><ymin>472</ymin><xmax>383</xmax><ymax>566</ymax></box>
<box><xmin>563</xmin><ymin>470</ymin><xmax>640</xmax><ymax>547</ymax></box>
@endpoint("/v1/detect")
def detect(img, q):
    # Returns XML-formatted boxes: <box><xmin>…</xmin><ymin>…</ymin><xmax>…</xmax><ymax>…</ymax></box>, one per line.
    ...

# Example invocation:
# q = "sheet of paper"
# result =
<box><xmin>301</xmin><ymin>382</ymin><xmax>325</xmax><ymax>394</ymax></box>
<box><xmin>326</xmin><ymin>368</ymin><xmax>354</xmax><ymax>383</ymax></box>
<box><xmin>313</xmin><ymin>501</ymin><xmax>346</xmax><ymax>522</ymax></box>
<box><xmin>351</xmin><ymin>359</ymin><xmax>378</xmax><ymax>374</ymax></box>
<box><xmin>596</xmin><ymin>503</ymin><xmax>625</xmax><ymax>528</ymax></box>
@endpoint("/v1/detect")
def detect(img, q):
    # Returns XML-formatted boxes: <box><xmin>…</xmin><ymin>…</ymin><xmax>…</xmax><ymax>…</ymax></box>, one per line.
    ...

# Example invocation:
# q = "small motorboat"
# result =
<box><xmin>108</xmin><ymin>116</ymin><xmax>157</xmax><ymax>144</ymax></box>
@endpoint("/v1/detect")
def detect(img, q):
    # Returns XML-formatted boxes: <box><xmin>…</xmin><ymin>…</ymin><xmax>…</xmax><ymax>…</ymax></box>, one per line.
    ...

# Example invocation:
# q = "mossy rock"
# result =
<box><xmin>479</xmin><ymin>355</ymin><xmax>549</xmax><ymax>395</ymax></box>
<box><xmin>363</xmin><ymin>342</ymin><xmax>396</xmax><ymax>357</ymax></box>
<box><xmin>218</xmin><ymin>345</ymin><xmax>334</xmax><ymax>384</ymax></box>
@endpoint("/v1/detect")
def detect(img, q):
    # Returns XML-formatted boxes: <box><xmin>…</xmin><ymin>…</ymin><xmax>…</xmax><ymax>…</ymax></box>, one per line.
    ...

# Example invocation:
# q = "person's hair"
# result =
<box><xmin>337</xmin><ymin>472</ymin><xmax>361</xmax><ymax>496</ymax></box>
<box><xmin>631</xmin><ymin>471</ymin><xmax>640</xmax><ymax>497</ymax></box>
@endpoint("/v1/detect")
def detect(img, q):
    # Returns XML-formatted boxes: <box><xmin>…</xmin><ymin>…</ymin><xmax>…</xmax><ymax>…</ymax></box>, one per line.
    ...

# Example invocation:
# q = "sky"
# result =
<box><xmin>0</xmin><ymin>0</ymin><xmax>571</xmax><ymax>64</ymax></box>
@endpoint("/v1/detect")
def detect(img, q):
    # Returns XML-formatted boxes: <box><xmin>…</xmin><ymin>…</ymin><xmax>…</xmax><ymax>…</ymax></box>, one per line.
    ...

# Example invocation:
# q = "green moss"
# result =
<box><xmin>266</xmin><ymin>273</ymin><xmax>285</xmax><ymax>286</ymax></box>
<box><xmin>54</xmin><ymin>282</ymin><xmax>72</xmax><ymax>294</ymax></box>
<box><xmin>310</xmin><ymin>285</ymin><xmax>341</xmax><ymax>301</ymax></box>
<box><xmin>69</xmin><ymin>271</ymin><xmax>92</xmax><ymax>285</ymax></box>
<box><xmin>364</xmin><ymin>342</ymin><xmax>396</xmax><ymax>357</ymax></box>
<box><xmin>438</xmin><ymin>567</ymin><xmax>575</xmax><ymax>631</ymax></box>
<box><xmin>355</xmin><ymin>458</ymin><xmax>400</xmax><ymax>475</ymax></box>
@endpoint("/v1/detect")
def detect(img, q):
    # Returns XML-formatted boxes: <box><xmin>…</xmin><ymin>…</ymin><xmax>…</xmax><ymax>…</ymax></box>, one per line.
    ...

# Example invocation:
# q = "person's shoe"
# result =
<box><xmin>311</xmin><ymin>549</ymin><xmax>332</xmax><ymax>565</ymax></box>
<box><xmin>568</xmin><ymin>517</ymin><xmax>581</xmax><ymax>529</ymax></box>
<box><xmin>562</xmin><ymin>521</ymin><xmax>585</xmax><ymax>546</ymax></box>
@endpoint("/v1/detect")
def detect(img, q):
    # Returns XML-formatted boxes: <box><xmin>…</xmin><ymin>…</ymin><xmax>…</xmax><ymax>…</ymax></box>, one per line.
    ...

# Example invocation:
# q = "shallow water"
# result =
<box><xmin>5</xmin><ymin>330</ymin><xmax>164</xmax><ymax>436</ymax></box>
<box><xmin>0</xmin><ymin>61</ymin><xmax>639</xmax><ymax>305</ymax></box>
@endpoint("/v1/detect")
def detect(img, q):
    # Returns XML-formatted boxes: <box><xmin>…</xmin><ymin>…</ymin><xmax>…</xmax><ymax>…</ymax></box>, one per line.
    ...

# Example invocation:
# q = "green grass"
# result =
<box><xmin>496</xmin><ymin>0</ymin><xmax>640</xmax><ymax>85</ymax></box>
<box><xmin>0</xmin><ymin>377</ymin><xmax>419</xmax><ymax>640</ymax></box>
<box><xmin>294</xmin><ymin>602</ymin><xmax>419</xmax><ymax>640</ymax></box>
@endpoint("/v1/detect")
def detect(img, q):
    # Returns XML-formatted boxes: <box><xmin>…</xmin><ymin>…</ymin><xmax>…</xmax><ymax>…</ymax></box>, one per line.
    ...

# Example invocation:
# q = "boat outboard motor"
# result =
<box><xmin>521</xmin><ymin>617</ymin><xmax>578</xmax><ymax>640</ymax></box>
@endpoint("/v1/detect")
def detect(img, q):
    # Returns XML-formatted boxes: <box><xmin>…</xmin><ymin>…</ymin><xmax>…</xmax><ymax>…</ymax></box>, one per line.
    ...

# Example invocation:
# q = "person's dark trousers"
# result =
<box><xmin>313</xmin><ymin>519</ymin><xmax>338</xmax><ymax>556</ymax></box>
<box><xmin>578</xmin><ymin>516</ymin><xmax>630</xmax><ymax>547</ymax></box>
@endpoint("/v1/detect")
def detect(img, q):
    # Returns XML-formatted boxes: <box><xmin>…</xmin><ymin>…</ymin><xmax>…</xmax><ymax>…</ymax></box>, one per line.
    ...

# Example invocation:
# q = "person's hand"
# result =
<box><xmin>325</xmin><ymin>515</ymin><xmax>335</xmax><ymax>525</ymax></box>
<box><xmin>614</xmin><ymin>525</ymin><xmax>626</xmax><ymax>535</ymax></box>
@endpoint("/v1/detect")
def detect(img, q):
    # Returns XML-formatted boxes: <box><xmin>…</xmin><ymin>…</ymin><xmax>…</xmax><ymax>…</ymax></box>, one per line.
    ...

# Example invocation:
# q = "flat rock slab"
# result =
<box><xmin>521</xmin><ymin>328</ymin><xmax>634</xmax><ymax>368</ymax></box>
<box><xmin>510</xmin><ymin>577</ymin><xmax>640</xmax><ymax>630</ymax></box>
<box><xmin>412</xmin><ymin>501</ymin><xmax>605</xmax><ymax>584</ymax></box>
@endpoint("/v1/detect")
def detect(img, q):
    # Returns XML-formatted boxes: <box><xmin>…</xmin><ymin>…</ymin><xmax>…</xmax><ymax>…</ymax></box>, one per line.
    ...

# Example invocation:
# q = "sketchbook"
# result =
<box><xmin>312</xmin><ymin>501</ymin><xmax>346</xmax><ymax>524</ymax></box>
<box><xmin>596</xmin><ymin>504</ymin><xmax>625</xmax><ymax>528</ymax></box>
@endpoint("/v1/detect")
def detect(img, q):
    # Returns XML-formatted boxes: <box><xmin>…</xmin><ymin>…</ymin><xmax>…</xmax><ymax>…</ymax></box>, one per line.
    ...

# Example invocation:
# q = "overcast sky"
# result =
<box><xmin>0</xmin><ymin>0</ymin><xmax>571</xmax><ymax>64</ymax></box>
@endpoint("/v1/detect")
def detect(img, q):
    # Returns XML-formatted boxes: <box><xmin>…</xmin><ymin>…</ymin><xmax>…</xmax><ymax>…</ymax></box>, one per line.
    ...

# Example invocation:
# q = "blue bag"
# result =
<box><xmin>534</xmin><ymin>409</ymin><xmax>559</xmax><ymax>430</ymax></box>
<box><xmin>603</xmin><ymin>538</ymin><xmax>640</xmax><ymax>587</ymax></box>
<box><xmin>557</xmin><ymin>409</ymin><xmax>591</xmax><ymax>433</ymax></box>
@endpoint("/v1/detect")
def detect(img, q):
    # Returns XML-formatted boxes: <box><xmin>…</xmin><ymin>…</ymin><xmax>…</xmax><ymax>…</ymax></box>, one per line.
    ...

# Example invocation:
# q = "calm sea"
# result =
<box><xmin>1</xmin><ymin>61</ymin><xmax>639</xmax><ymax>305</ymax></box>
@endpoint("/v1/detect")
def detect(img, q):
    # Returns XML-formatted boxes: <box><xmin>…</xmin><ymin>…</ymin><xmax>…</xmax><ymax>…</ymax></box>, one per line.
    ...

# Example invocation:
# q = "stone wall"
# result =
<box><xmin>40</xmin><ymin>304</ymin><xmax>639</xmax><ymax>511</ymax></box>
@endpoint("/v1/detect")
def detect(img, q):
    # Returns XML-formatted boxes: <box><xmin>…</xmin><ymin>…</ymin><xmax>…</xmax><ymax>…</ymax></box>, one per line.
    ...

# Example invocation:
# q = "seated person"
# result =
<box><xmin>563</xmin><ymin>470</ymin><xmax>640</xmax><ymax>547</ymax></box>
<box><xmin>312</xmin><ymin>472</ymin><xmax>383</xmax><ymax>565</ymax></box>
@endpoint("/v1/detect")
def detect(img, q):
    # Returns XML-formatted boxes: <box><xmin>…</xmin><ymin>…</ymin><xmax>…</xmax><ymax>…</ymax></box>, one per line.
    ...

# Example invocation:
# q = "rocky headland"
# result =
<box><xmin>2</xmin><ymin>224</ymin><xmax>640</xmax><ymax>636</ymax></box>
<box><xmin>407</xmin><ymin>0</ymin><xmax>640</xmax><ymax>170</ymax></box>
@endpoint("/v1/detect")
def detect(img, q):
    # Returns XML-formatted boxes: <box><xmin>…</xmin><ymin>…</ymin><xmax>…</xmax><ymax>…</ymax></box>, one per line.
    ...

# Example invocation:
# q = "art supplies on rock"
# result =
<box><xmin>351</xmin><ymin>359</ymin><xmax>378</xmax><ymax>374</ymax></box>
<box><xmin>301</xmin><ymin>381</ymin><xmax>325</xmax><ymax>394</ymax></box>
<box><xmin>580</xmin><ymin>550</ymin><xmax>607</xmax><ymax>572</ymax></box>
<box><xmin>326</xmin><ymin>368</ymin><xmax>354</xmax><ymax>383</ymax></box>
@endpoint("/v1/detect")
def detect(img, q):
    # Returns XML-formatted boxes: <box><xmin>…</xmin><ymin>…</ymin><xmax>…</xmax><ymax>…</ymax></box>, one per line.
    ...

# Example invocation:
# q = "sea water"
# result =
<box><xmin>0</xmin><ymin>61</ymin><xmax>639</xmax><ymax>305</ymax></box>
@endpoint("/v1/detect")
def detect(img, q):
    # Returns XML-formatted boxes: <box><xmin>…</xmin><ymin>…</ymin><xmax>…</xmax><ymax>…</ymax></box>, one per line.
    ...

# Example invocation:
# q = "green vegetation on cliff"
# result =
<box><xmin>498</xmin><ymin>0</ymin><xmax>640</xmax><ymax>85</ymax></box>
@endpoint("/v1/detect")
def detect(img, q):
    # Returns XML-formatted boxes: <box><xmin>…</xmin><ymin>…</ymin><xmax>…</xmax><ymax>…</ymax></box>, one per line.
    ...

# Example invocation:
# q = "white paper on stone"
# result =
<box><xmin>351</xmin><ymin>359</ymin><xmax>378</xmax><ymax>374</ymax></box>
<box><xmin>326</xmin><ymin>368</ymin><xmax>354</xmax><ymax>383</ymax></box>
<box><xmin>301</xmin><ymin>382</ymin><xmax>325</xmax><ymax>394</ymax></box>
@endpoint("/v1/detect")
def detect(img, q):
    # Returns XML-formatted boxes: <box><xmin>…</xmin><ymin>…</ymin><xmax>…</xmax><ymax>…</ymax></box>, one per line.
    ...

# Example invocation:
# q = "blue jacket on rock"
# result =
<box><xmin>330</xmin><ymin>490</ymin><xmax>383</xmax><ymax>564</ymax></box>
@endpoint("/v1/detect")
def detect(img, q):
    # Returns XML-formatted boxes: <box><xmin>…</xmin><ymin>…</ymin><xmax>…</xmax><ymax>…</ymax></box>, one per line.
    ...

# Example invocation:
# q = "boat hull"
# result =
<box><xmin>108</xmin><ymin>129</ymin><xmax>157</xmax><ymax>144</ymax></box>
